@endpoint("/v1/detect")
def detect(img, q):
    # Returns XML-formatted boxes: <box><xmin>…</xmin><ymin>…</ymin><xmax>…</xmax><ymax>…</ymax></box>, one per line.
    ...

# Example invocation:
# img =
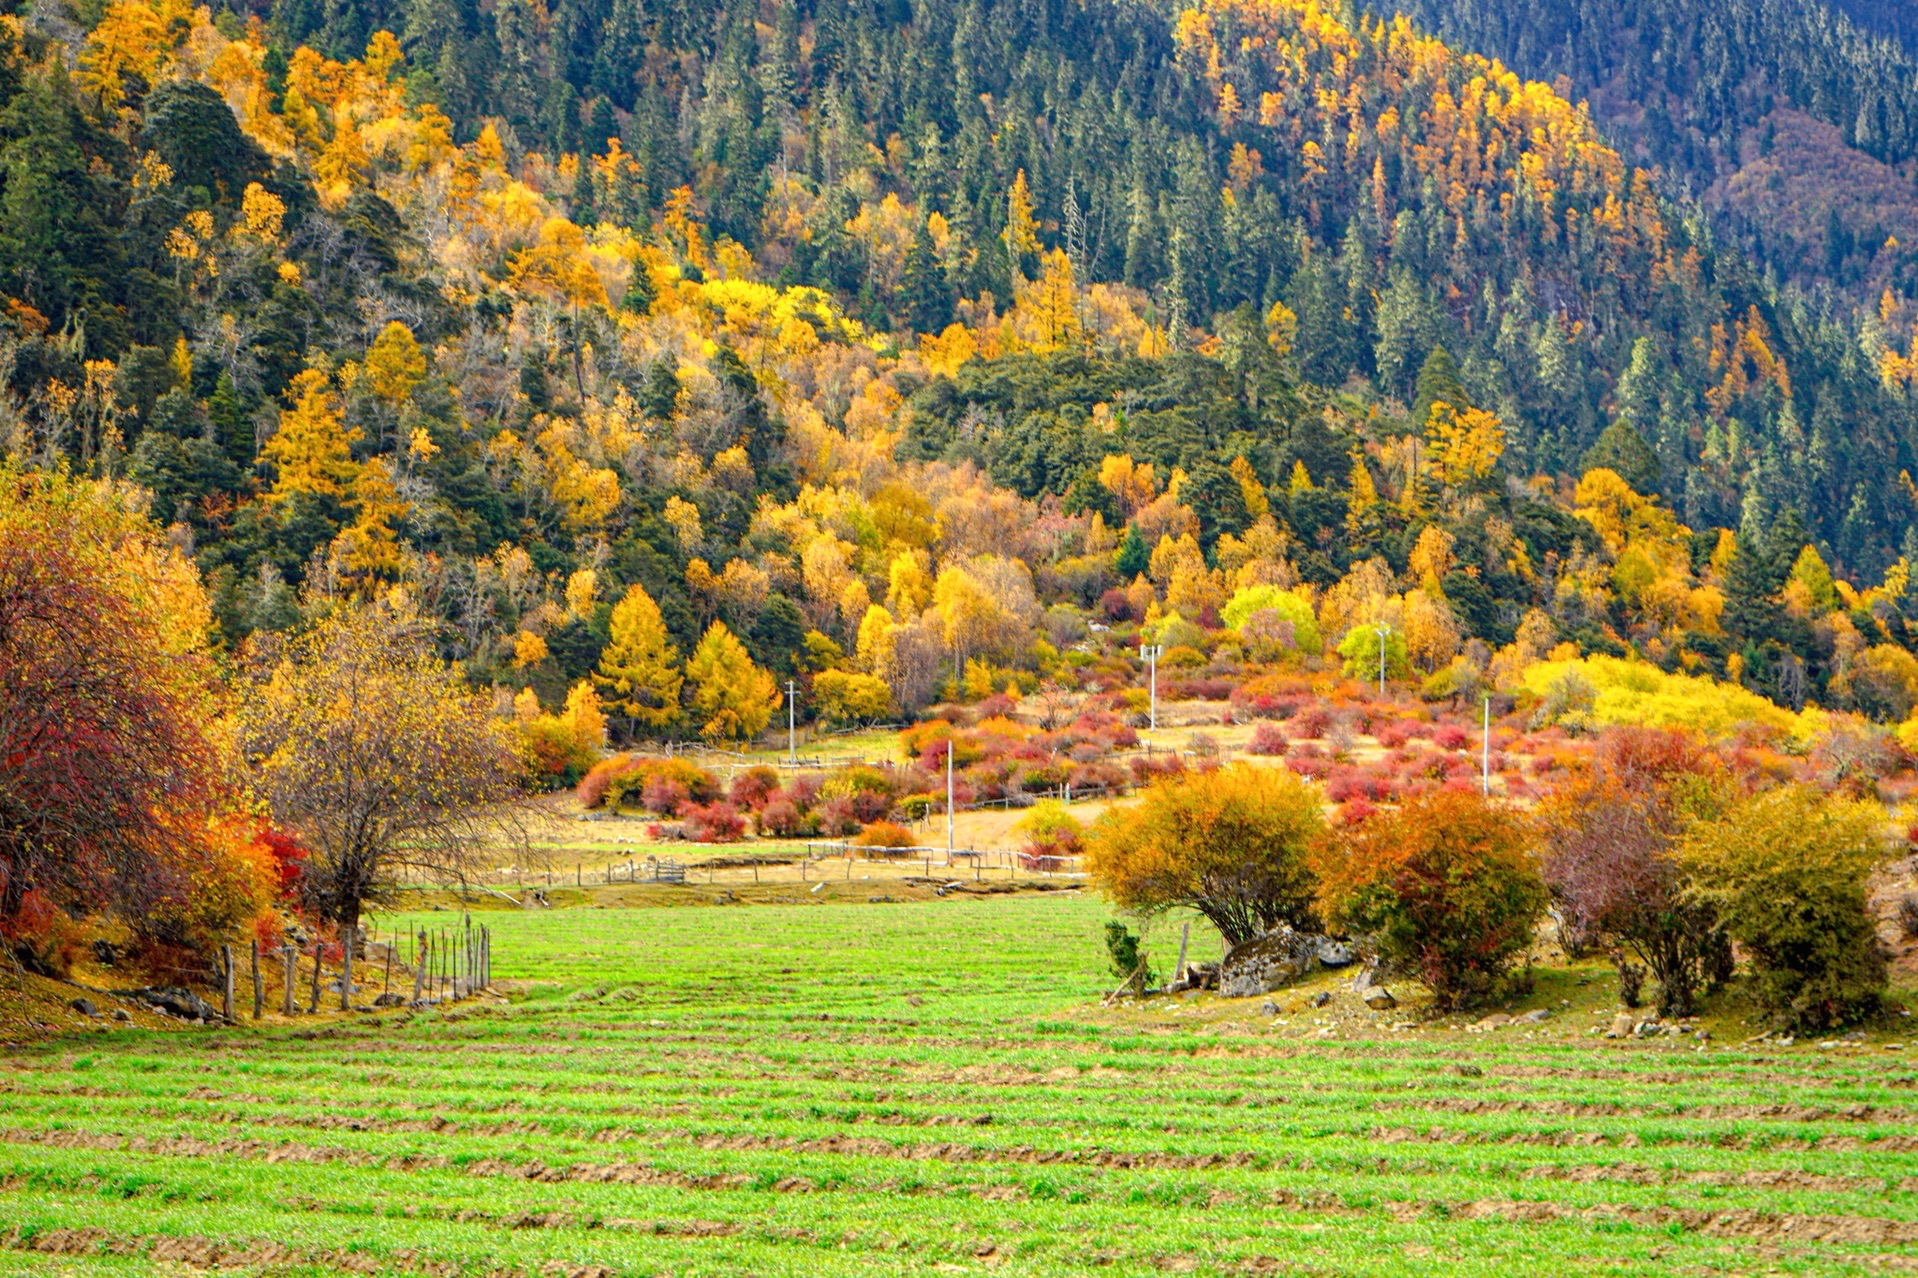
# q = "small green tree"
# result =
<box><xmin>1677</xmin><ymin>784</ymin><xmax>1889</xmax><ymax>1031</ymax></box>
<box><xmin>1337</xmin><ymin>624</ymin><xmax>1410</xmax><ymax>683</ymax></box>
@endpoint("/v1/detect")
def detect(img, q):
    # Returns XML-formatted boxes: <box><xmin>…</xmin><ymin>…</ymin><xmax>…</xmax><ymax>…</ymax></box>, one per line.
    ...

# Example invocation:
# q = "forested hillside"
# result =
<box><xmin>8</xmin><ymin>0</ymin><xmax>1918</xmax><ymax>730</ymax></box>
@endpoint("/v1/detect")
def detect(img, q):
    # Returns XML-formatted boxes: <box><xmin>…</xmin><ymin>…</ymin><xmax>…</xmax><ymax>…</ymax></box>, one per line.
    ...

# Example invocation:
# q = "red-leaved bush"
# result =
<box><xmin>1292</xmin><ymin>707</ymin><xmax>1332</xmax><ymax>738</ymax></box>
<box><xmin>1249</xmin><ymin>723</ymin><xmax>1290</xmax><ymax>756</ymax></box>
<box><xmin>681</xmin><ymin>802</ymin><xmax>746</xmax><ymax>843</ymax></box>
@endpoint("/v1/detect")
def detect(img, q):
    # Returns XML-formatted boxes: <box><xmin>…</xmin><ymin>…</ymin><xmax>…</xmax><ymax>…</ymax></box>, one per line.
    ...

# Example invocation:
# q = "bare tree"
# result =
<box><xmin>235</xmin><ymin>598</ymin><xmax>530</xmax><ymax>930</ymax></box>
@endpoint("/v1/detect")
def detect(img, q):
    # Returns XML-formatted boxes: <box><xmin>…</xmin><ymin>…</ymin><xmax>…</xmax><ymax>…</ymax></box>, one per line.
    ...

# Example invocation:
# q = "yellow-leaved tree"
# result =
<box><xmin>234</xmin><ymin>597</ymin><xmax>528</xmax><ymax>933</ymax></box>
<box><xmin>264</xmin><ymin>369</ymin><xmax>362</xmax><ymax>502</ymax></box>
<box><xmin>594</xmin><ymin>583</ymin><xmax>683</xmax><ymax>735</ymax></box>
<box><xmin>686</xmin><ymin>621</ymin><xmax>777</xmax><ymax>742</ymax></box>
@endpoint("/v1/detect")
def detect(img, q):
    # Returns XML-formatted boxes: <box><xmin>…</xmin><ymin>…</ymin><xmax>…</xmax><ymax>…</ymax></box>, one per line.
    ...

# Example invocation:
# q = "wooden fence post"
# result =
<box><xmin>412</xmin><ymin>932</ymin><xmax>426</xmax><ymax>1003</ymax></box>
<box><xmin>220</xmin><ymin>944</ymin><xmax>234</xmax><ymax>1021</ymax></box>
<box><xmin>307</xmin><ymin>940</ymin><xmax>322</xmax><ymax>1014</ymax></box>
<box><xmin>340</xmin><ymin>930</ymin><xmax>353</xmax><ymax>1011</ymax></box>
<box><xmin>251</xmin><ymin>939</ymin><xmax>263</xmax><ymax>1020</ymax></box>
<box><xmin>281</xmin><ymin>944</ymin><xmax>295</xmax><ymax>1016</ymax></box>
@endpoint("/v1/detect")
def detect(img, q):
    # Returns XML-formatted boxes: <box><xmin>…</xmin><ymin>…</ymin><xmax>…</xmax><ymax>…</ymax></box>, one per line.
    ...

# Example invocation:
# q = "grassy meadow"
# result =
<box><xmin>0</xmin><ymin>892</ymin><xmax>1915</xmax><ymax>1275</ymax></box>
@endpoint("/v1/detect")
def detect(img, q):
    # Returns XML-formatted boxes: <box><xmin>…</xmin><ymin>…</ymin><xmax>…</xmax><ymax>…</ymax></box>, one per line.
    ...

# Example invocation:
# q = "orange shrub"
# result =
<box><xmin>854</xmin><ymin>821</ymin><xmax>918</xmax><ymax>856</ymax></box>
<box><xmin>1314</xmin><ymin>791</ymin><xmax>1547</xmax><ymax>1011</ymax></box>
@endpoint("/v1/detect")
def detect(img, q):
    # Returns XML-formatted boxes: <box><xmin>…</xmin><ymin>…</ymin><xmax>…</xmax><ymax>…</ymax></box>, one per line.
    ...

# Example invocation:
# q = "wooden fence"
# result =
<box><xmin>210</xmin><ymin>920</ymin><xmax>496</xmax><ymax>1020</ymax></box>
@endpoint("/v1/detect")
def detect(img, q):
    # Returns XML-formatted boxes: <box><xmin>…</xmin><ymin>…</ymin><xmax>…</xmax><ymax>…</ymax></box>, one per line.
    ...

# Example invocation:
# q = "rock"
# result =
<box><xmin>1308</xmin><ymin>991</ymin><xmax>1332</xmax><ymax>1009</ymax></box>
<box><xmin>1453</xmin><ymin>1063</ymin><xmax>1483</xmax><ymax>1078</ymax></box>
<box><xmin>1258</xmin><ymin>999</ymin><xmax>1280</xmax><ymax>1017</ymax></box>
<box><xmin>111</xmin><ymin>1009</ymin><xmax>131</xmax><ymax>1022</ymax></box>
<box><xmin>1472</xmin><ymin>1013</ymin><xmax>1512</xmax><ymax>1031</ymax></box>
<box><xmin>1361</xmin><ymin>987</ymin><xmax>1397</xmax><ymax>1011</ymax></box>
<box><xmin>372</xmin><ymin>993</ymin><xmax>407</xmax><ymax>1009</ymax></box>
<box><xmin>1608</xmin><ymin>1012</ymin><xmax>1637</xmax><ymax>1038</ymax></box>
<box><xmin>133</xmin><ymin>987</ymin><xmax>218</xmax><ymax>1022</ymax></box>
<box><xmin>68</xmin><ymin>997</ymin><xmax>97</xmax><ymax>1017</ymax></box>
<box><xmin>1315</xmin><ymin>939</ymin><xmax>1357</xmax><ymax>968</ymax></box>
<box><xmin>1217</xmin><ymin>927</ymin><xmax>1325</xmax><ymax>998</ymax></box>
<box><xmin>1513</xmin><ymin>1009</ymin><xmax>1551</xmax><ymax>1024</ymax></box>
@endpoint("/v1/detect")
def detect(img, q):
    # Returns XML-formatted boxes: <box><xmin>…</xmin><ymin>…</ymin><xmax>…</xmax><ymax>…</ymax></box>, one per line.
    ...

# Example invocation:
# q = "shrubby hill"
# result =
<box><xmin>6</xmin><ymin>0</ymin><xmax>1918</xmax><ymax>727</ymax></box>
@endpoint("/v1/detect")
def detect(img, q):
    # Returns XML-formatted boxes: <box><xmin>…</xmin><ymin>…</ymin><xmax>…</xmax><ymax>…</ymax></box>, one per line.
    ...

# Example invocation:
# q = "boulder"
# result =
<box><xmin>111</xmin><ymin>1008</ymin><xmax>131</xmax><ymax>1022</ymax></box>
<box><xmin>1308</xmin><ymin>990</ymin><xmax>1332</xmax><ymax>1008</ymax></box>
<box><xmin>1362</xmin><ymin>987</ymin><xmax>1397</xmax><ymax>1010</ymax></box>
<box><xmin>1608</xmin><ymin>1011</ymin><xmax>1636</xmax><ymax>1038</ymax></box>
<box><xmin>1217</xmin><ymin>927</ymin><xmax>1321</xmax><ymax>998</ymax></box>
<box><xmin>1513</xmin><ymin>1009</ymin><xmax>1551</xmax><ymax>1025</ymax></box>
<box><xmin>1315</xmin><ymin>939</ymin><xmax>1357</xmax><ymax>968</ymax></box>
<box><xmin>372</xmin><ymin>993</ymin><xmax>407</xmax><ymax>1008</ymax></box>
<box><xmin>68</xmin><ymin>997</ymin><xmax>98</xmax><ymax>1017</ymax></box>
<box><xmin>133</xmin><ymin>987</ymin><xmax>218</xmax><ymax>1022</ymax></box>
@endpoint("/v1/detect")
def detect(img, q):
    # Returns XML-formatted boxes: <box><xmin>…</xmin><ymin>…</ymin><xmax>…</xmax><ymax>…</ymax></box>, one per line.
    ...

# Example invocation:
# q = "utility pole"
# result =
<box><xmin>1373</xmin><ymin>625</ymin><xmax>1390</xmax><ymax>700</ymax></box>
<box><xmin>1482</xmin><ymin>694</ymin><xmax>1491</xmax><ymax>796</ymax></box>
<box><xmin>1140</xmin><ymin>643</ymin><xmax>1163</xmax><ymax>732</ymax></box>
<box><xmin>945</xmin><ymin>740</ymin><xmax>955</xmax><ymax>863</ymax></box>
<box><xmin>785</xmin><ymin>680</ymin><xmax>798</xmax><ymax>764</ymax></box>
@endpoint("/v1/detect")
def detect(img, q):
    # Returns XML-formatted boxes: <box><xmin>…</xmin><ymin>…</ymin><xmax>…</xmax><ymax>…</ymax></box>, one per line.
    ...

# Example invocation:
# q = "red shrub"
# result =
<box><xmin>256</xmin><ymin>826</ymin><xmax>308</xmax><ymax>895</ymax></box>
<box><xmin>641</xmin><ymin>775</ymin><xmax>691</xmax><ymax>815</ymax></box>
<box><xmin>1434</xmin><ymin>724</ymin><xmax>1470</xmax><ymax>751</ymax></box>
<box><xmin>1099</xmin><ymin>588</ymin><xmax>1137</xmax><ymax>622</ymax></box>
<box><xmin>1286</xmin><ymin>751</ymin><xmax>1331</xmax><ymax>780</ymax></box>
<box><xmin>1339</xmin><ymin>797</ymin><xmax>1377</xmax><ymax>825</ymax></box>
<box><xmin>682</xmin><ymin>802</ymin><xmax>746</xmax><ymax>843</ymax></box>
<box><xmin>730</xmin><ymin>766</ymin><xmax>782</xmax><ymax>810</ymax></box>
<box><xmin>1293</xmin><ymin>707</ymin><xmax>1332</xmax><ymax>738</ymax></box>
<box><xmin>1249</xmin><ymin>723</ymin><xmax>1290</xmax><ymax>756</ymax></box>
<box><xmin>1375</xmin><ymin>722</ymin><xmax>1412</xmax><ymax>749</ymax></box>
<box><xmin>759</xmin><ymin>798</ymin><xmax>804</xmax><ymax>837</ymax></box>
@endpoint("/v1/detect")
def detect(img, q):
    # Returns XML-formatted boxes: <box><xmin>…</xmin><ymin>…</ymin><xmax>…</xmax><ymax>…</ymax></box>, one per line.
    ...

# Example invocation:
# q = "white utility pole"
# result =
<box><xmin>1481</xmin><ymin>694</ymin><xmax>1491</xmax><ymax>795</ymax></box>
<box><xmin>1140</xmin><ymin>643</ymin><xmax>1163</xmax><ymax>731</ymax></box>
<box><xmin>1373</xmin><ymin>625</ymin><xmax>1390</xmax><ymax>699</ymax></box>
<box><xmin>945</xmin><ymin>740</ymin><xmax>955</xmax><ymax>862</ymax></box>
<box><xmin>786</xmin><ymin>680</ymin><xmax>797</xmax><ymax>764</ymax></box>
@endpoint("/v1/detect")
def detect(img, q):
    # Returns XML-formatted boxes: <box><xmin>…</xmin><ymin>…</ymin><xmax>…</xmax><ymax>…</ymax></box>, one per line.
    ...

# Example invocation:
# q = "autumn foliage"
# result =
<box><xmin>0</xmin><ymin>467</ymin><xmax>219</xmax><ymax>944</ymax></box>
<box><xmin>1315</xmin><ymin>791</ymin><xmax>1548</xmax><ymax>1011</ymax></box>
<box><xmin>1086</xmin><ymin>764</ymin><xmax>1326</xmax><ymax>945</ymax></box>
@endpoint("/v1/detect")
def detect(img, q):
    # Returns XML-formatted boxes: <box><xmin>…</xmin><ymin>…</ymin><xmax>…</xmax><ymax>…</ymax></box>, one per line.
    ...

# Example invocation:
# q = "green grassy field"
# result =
<box><xmin>1</xmin><ymin>894</ymin><xmax>1915</xmax><ymax>1275</ymax></box>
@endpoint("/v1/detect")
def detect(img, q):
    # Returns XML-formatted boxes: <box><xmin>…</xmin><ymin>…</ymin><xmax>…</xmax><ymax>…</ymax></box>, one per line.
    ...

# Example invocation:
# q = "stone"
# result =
<box><xmin>1453</xmin><ymin>1063</ymin><xmax>1483</xmax><ymax>1078</ymax></box>
<box><xmin>1258</xmin><ymin>999</ymin><xmax>1280</xmax><ymax>1017</ymax></box>
<box><xmin>1218</xmin><ymin>927</ymin><xmax>1330</xmax><ymax>998</ymax></box>
<box><xmin>372</xmin><ymin>993</ymin><xmax>407</xmax><ymax>1009</ymax></box>
<box><xmin>1609</xmin><ymin>1012</ymin><xmax>1636</xmax><ymax>1038</ymax></box>
<box><xmin>111</xmin><ymin>1009</ymin><xmax>131</xmax><ymax>1022</ymax></box>
<box><xmin>1513</xmin><ymin>1009</ymin><xmax>1551</xmax><ymax>1024</ymax></box>
<box><xmin>1308</xmin><ymin>991</ymin><xmax>1332</xmax><ymax>1009</ymax></box>
<box><xmin>1315</xmin><ymin>939</ymin><xmax>1357</xmax><ymax>968</ymax></box>
<box><xmin>68</xmin><ymin>997</ymin><xmax>97</xmax><ymax>1017</ymax></box>
<box><xmin>1361</xmin><ymin>987</ymin><xmax>1397</xmax><ymax>1011</ymax></box>
<box><xmin>134</xmin><ymin>987</ymin><xmax>218</xmax><ymax>1022</ymax></box>
<box><xmin>1472</xmin><ymin>1013</ymin><xmax>1512</xmax><ymax>1031</ymax></box>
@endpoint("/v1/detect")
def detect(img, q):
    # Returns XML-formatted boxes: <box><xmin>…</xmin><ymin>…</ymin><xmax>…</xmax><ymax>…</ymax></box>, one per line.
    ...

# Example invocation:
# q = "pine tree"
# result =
<box><xmin>686</xmin><ymin>620</ymin><xmax>778</xmax><ymax>742</ymax></box>
<box><xmin>901</xmin><ymin>216</ymin><xmax>953</xmax><ymax>335</ymax></box>
<box><xmin>594</xmin><ymin>583</ymin><xmax>684</xmax><ymax>734</ymax></box>
<box><xmin>1412</xmin><ymin>346</ymin><xmax>1468</xmax><ymax>427</ymax></box>
<box><xmin>1115</xmin><ymin>524</ymin><xmax>1149</xmax><ymax>578</ymax></box>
